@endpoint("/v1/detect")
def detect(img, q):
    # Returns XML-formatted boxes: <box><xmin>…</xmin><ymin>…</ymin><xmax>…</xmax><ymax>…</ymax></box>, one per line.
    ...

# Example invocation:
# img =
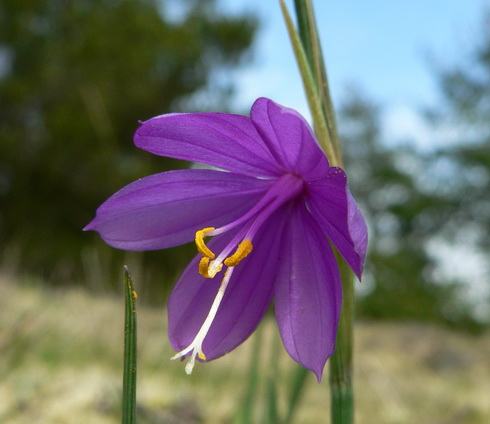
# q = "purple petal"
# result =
<box><xmin>250</xmin><ymin>98</ymin><xmax>329</xmax><ymax>180</ymax></box>
<box><xmin>306</xmin><ymin>167</ymin><xmax>368</xmax><ymax>279</ymax></box>
<box><xmin>84</xmin><ymin>169</ymin><xmax>271</xmax><ymax>250</ymax></box>
<box><xmin>168</xmin><ymin>207</ymin><xmax>289</xmax><ymax>360</ymax></box>
<box><xmin>134</xmin><ymin>112</ymin><xmax>281</xmax><ymax>177</ymax></box>
<box><xmin>274</xmin><ymin>201</ymin><xmax>342</xmax><ymax>382</ymax></box>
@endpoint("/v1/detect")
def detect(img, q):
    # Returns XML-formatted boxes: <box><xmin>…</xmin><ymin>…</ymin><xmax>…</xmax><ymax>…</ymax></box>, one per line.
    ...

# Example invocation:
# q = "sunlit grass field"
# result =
<box><xmin>1</xmin><ymin>273</ymin><xmax>489</xmax><ymax>424</ymax></box>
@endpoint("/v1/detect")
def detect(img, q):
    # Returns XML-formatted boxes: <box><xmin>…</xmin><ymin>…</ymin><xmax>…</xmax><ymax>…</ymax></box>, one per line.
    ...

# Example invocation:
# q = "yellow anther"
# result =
<box><xmin>198</xmin><ymin>352</ymin><xmax>206</xmax><ymax>360</ymax></box>
<box><xmin>199</xmin><ymin>257</ymin><xmax>223</xmax><ymax>279</ymax></box>
<box><xmin>199</xmin><ymin>257</ymin><xmax>211</xmax><ymax>277</ymax></box>
<box><xmin>195</xmin><ymin>227</ymin><xmax>215</xmax><ymax>259</ymax></box>
<box><xmin>224</xmin><ymin>239</ymin><xmax>253</xmax><ymax>267</ymax></box>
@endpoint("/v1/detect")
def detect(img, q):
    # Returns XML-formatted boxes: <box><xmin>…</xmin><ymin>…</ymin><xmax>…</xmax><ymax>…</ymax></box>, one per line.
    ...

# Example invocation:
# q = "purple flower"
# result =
<box><xmin>85</xmin><ymin>98</ymin><xmax>367</xmax><ymax>381</ymax></box>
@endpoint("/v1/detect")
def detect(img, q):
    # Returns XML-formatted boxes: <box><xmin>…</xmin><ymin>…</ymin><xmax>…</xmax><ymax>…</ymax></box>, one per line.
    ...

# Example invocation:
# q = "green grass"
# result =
<box><xmin>1</xmin><ymin>273</ymin><xmax>489</xmax><ymax>424</ymax></box>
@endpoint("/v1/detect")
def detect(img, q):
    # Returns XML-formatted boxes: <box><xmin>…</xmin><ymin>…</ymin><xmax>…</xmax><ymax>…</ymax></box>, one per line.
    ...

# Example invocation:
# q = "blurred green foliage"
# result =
<box><xmin>338</xmin><ymin>91</ymin><xmax>469</xmax><ymax>329</ymax></box>
<box><xmin>0</xmin><ymin>0</ymin><xmax>257</xmax><ymax>287</ymax></box>
<box><xmin>427</xmin><ymin>15</ymin><xmax>490</xmax><ymax>255</ymax></box>
<box><xmin>339</xmin><ymin>12</ymin><xmax>490</xmax><ymax>331</ymax></box>
<box><xmin>1</xmin><ymin>0</ymin><xmax>488</xmax><ymax>329</ymax></box>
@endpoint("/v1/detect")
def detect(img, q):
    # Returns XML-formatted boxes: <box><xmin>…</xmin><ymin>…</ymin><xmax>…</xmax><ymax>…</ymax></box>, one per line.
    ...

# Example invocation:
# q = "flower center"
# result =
<box><xmin>171</xmin><ymin>173</ymin><xmax>303</xmax><ymax>373</ymax></box>
<box><xmin>196</xmin><ymin>229</ymin><xmax>253</xmax><ymax>278</ymax></box>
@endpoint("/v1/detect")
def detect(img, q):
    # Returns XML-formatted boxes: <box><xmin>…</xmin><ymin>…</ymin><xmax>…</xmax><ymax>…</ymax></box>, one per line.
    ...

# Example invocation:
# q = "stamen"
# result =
<box><xmin>173</xmin><ymin>174</ymin><xmax>305</xmax><ymax>374</ymax></box>
<box><xmin>224</xmin><ymin>239</ymin><xmax>253</xmax><ymax>267</ymax></box>
<box><xmin>195</xmin><ymin>227</ymin><xmax>215</xmax><ymax>259</ymax></box>
<box><xmin>207</xmin><ymin>260</ymin><xmax>223</xmax><ymax>278</ymax></box>
<box><xmin>198</xmin><ymin>257</ymin><xmax>223</xmax><ymax>279</ymax></box>
<box><xmin>199</xmin><ymin>257</ymin><xmax>210</xmax><ymax>277</ymax></box>
<box><xmin>171</xmin><ymin>267</ymin><xmax>235</xmax><ymax>374</ymax></box>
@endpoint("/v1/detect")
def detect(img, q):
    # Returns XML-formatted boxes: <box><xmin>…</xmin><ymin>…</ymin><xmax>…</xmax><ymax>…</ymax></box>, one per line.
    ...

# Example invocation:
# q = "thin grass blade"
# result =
<box><xmin>265</xmin><ymin>374</ymin><xmax>280</xmax><ymax>424</ymax></box>
<box><xmin>122</xmin><ymin>266</ymin><xmax>137</xmax><ymax>424</ymax></box>
<box><xmin>284</xmin><ymin>365</ymin><xmax>309</xmax><ymax>424</ymax></box>
<box><xmin>234</xmin><ymin>324</ymin><xmax>264</xmax><ymax>424</ymax></box>
<box><xmin>264</xmin><ymin>330</ymin><xmax>281</xmax><ymax>424</ymax></box>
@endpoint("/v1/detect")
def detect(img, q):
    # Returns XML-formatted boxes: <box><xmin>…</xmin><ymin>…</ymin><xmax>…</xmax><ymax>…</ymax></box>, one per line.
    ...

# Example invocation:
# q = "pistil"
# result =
<box><xmin>173</xmin><ymin>173</ymin><xmax>304</xmax><ymax>373</ymax></box>
<box><xmin>171</xmin><ymin>267</ymin><xmax>235</xmax><ymax>374</ymax></box>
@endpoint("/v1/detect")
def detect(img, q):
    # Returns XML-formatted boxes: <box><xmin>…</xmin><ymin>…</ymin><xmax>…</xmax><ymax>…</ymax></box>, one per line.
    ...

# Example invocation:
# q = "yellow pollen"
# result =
<box><xmin>199</xmin><ymin>257</ymin><xmax>223</xmax><ymax>279</ymax></box>
<box><xmin>199</xmin><ymin>257</ymin><xmax>210</xmax><ymax>277</ymax></box>
<box><xmin>198</xmin><ymin>352</ymin><xmax>206</xmax><ymax>360</ymax></box>
<box><xmin>224</xmin><ymin>239</ymin><xmax>253</xmax><ymax>267</ymax></box>
<box><xmin>195</xmin><ymin>227</ymin><xmax>215</xmax><ymax>259</ymax></box>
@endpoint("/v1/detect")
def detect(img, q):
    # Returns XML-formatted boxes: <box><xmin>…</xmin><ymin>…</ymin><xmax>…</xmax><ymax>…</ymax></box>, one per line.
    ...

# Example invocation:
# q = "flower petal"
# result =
<box><xmin>134</xmin><ymin>112</ymin><xmax>280</xmax><ymax>177</ymax></box>
<box><xmin>274</xmin><ymin>201</ymin><xmax>342</xmax><ymax>382</ymax></box>
<box><xmin>168</xmin><ymin>207</ymin><xmax>289</xmax><ymax>361</ymax></box>
<box><xmin>84</xmin><ymin>169</ymin><xmax>271</xmax><ymax>250</ymax></box>
<box><xmin>250</xmin><ymin>98</ymin><xmax>329</xmax><ymax>180</ymax></box>
<box><xmin>306</xmin><ymin>167</ymin><xmax>368</xmax><ymax>279</ymax></box>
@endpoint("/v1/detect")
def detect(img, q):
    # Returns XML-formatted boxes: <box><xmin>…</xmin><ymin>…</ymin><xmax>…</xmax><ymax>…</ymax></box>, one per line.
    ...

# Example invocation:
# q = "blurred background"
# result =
<box><xmin>1</xmin><ymin>0</ymin><xmax>489</xmax><ymax>423</ymax></box>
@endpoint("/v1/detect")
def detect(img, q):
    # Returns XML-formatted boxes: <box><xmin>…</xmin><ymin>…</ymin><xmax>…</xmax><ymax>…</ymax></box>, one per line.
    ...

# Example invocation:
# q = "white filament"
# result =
<box><xmin>171</xmin><ymin>267</ymin><xmax>235</xmax><ymax>374</ymax></box>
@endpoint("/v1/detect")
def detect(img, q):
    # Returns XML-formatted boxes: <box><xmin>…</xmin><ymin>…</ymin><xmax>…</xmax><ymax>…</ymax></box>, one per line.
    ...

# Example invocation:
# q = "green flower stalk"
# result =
<box><xmin>95</xmin><ymin>2</ymin><xmax>365</xmax><ymax>423</ymax></box>
<box><xmin>281</xmin><ymin>1</ymin><xmax>359</xmax><ymax>422</ymax></box>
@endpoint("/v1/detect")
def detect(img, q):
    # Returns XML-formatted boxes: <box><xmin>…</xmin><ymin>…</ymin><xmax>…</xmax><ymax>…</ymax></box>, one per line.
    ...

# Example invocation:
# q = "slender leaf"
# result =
<box><xmin>284</xmin><ymin>365</ymin><xmax>309</xmax><ymax>424</ymax></box>
<box><xmin>122</xmin><ymin>266</ymin><xmax>138</xmax><ymax>424</ymax></box>
<box><xmin>279</xmin><ymin>0</ymin><xmax>339</xmax><ymax>166</ymax></box>
<box><xmin>264</xmin><ymin>330</ymin><xmax>281</xmax><ymax>424</ymax></box>
<box><xmin>234</xmin><ymin>324</ymin><xmax>264</xmax><ymax>424</ymax></box>
<box><xmin>293</xmin><ymin>0</ymin><xmax>342</xmax><ymax>162</ymax></box>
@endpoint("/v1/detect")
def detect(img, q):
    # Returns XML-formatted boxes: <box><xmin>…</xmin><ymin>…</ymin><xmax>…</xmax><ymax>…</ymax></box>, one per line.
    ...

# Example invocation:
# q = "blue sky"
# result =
<box><xmin>222</xmin><ymin>0</ymin><xmax>488</xmax><ymax>147</ymax></box>
<box><xmin>219</xmin><ymin>2</ymin><xmax>490</xmax><ymax>310</ymax></box>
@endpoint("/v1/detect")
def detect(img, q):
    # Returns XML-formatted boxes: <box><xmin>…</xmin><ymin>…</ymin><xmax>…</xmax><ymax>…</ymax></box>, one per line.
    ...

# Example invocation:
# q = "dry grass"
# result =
<box><xmin>1</xmin><ymin>273</ymin><xmax>489</xmax><ymax>424</ymax></box>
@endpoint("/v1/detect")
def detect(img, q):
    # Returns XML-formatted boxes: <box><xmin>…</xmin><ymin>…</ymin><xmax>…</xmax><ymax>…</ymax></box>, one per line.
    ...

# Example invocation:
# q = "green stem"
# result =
<box><xmin>285</xmin><ymin>1</ymin><xmax>355</xmax><ymax>422</ymax></box>
<box><xmin>329</xmin><ymin>258</ymin><xmax>354</xmax><ymax>424</ymax></box>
